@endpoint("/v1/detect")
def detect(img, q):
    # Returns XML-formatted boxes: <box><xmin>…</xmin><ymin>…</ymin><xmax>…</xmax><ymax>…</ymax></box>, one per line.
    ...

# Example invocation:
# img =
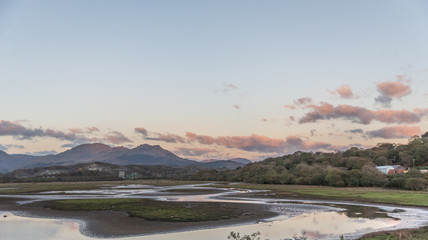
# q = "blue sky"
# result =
<box><xmin>0</xmin><ymin>0</ymin><xmax>428</xmax><ymax>160</ymax></box>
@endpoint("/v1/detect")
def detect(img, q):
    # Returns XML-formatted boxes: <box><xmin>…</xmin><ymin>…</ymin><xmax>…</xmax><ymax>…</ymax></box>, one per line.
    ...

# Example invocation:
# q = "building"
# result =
<box><xmin>376</xmin><ymin>165</ymin><xmax>405</xmax><ymax>175</ymax></box>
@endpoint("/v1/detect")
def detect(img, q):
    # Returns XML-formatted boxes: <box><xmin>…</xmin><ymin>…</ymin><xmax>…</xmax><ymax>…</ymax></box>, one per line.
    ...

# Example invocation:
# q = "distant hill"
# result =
<box><xmin>0</xmin><ymin>143</ymin><xmax>250</xmax><ymax>173</ymax></box>
<box><xmin>201</xmin><ymin>158</ymin><xmax>252</xmax><ymax>164</ymax></box>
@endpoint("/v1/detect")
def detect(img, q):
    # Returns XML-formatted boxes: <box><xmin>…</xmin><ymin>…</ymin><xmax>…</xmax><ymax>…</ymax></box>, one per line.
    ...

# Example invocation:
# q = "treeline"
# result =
<box><xmin>190</xmin><ymin>135</ymin><xmax>428</xmax><ymax>190</ymax></box>
<box><xmin>0</xmin><ymin>163</ymin><xmax>201</xmax><ymax>183</ymax></box>
<box><xmin>2</xmin><ymin>135</ymin><xmax>428</xmax><ymax>191</ymax></box>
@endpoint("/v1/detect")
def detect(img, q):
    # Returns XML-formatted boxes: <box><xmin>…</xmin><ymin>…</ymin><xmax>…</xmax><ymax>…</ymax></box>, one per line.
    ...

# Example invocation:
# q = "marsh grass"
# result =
<box><xmin>45</xmin><ymin>198</ymin><xmax>242</xmax><ymax>222</ymax></box>
<box><xmin>0</xmin><ymin>180</ymin><xmax>207</xmax><ymax>194</ymax></box>
<box><xmin>215</xmin><ymin>183</ymin><xmax>428</xmax><ymax>207</ymax></box>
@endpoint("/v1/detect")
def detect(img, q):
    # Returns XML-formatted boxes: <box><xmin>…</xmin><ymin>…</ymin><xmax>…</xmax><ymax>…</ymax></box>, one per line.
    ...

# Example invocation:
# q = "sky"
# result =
<box><xmin>0</xmin><ymin>0</ymin><xmax>428</xmax><ymax>160</ymax></box>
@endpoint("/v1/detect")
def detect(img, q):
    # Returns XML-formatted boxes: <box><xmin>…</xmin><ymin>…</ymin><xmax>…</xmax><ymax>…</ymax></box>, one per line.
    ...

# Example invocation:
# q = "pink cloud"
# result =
<box><xmin>284</xmin><ymin>97</ymin><xmax>313</xmax><ymax>110</ymax></box>
<box><xmin>149</xmin><ymin>133</ymin><xmax>186</xmax><ymax>143</ymax></box>
<box><xmin>233</xmin><ymin>104</ymin><xmax>241</xmax><ymax>109</ymax></box>
<box><xmin>294</xmin><ymin>97</ymin><xmax>313</xmax><ymax>105</ymax></box>
<box><xmin>134</xmin><ymin>127</ymin><xmax>148</xmax><ymax>137</ymax></box>
<box><xmin>367</xmin><ymin>126</ymin><xmax>421</xmax><ymax>139</ymax></box>
<box><xmin>135</xmin><ymin>127</ymin><xmax>186</xmax><ymax>143</ymax></box>
<box><xmin>299</xmin><ymin>103</ymin><xmax>421</xmax><ymax>125</ymax></box>
<box><xmin>375</xmin><ymin>81</ymin><xmax>412</xmax><ymax>107</ymax></box>
<box><xmin>377</xmin><ymin>81</ymin><xmax>411</xmax><ymax>97</ymax></box>
<box><xmin>284</xmin><ymin>104</ymin><xmax>296</xmax><ymax>109</ymax></box>
<box><xmin>185</xmin><ymin>132</ymin><xmax>339</xmax><ymax>154</ymax></box>
<box><xmin>105</xmin><ymin>131</ymin><xmax>132</xmax><ymax>144</ymax></box>
<box><xmin>174</xmin><ymin>147</ymin><xmax>217</xmax><ymax>157</ymax></box>
<box><xmin>332</xmin><ymin>85</ymin><xmax>354</xmax><ymax>99</ymax></box>
<box><xmin>69</xmin><ymin>127</ymin><xmax>100</xmax><ymax>134</ymax></box>
<box><xmin>186</xmin><ymin>132</ymin><xmax>284</xmax><ymax>152</ymax></box>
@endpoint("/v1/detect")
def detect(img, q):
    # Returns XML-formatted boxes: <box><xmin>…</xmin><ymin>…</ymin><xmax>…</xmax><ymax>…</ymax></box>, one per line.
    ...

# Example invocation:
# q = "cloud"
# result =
<box><xmin>225</xmin><ymin>83</ymin><xmax>238</xmax><ymax>90</ymax></box>
<box><xmin>147</xmin><ymin>133</ymin><xmax>187</xmax><ymax>143</ymax></box>
<box><xmin>367</xmin><ymin>126</ymin><xmax>421</xmax><ymax>139</ymax></box>
<box><xmin>284</xmin><ymin>97</ymin><xmax>313</xmax><ymax>109</ymax></box>
<box><xmin>299</xmin><ymin>103</ymin><xmax>421</xmax><ymax>125</ymax></box>
<box><xmin>377</xmin><ymin>81</ymin><xmax>411</xmax><ymax>97</ymax></box>
<box><xmin>135</xmin><ymin>127</ymin><xmax>148</xmax><ymax>137</ymax></box>
<box><xmin>345</xmin><ymin>129</ymin><xmax>364</xmax><ymax>134</ymax></box>
<box><xmin>0</xmin><ymin>120</ymin><xmax>134</xmax><ymax>147</ymax></box>
<box><xmin>0</xmin><ymin>120</ymin><xmax>81</xmax><ymax>141</ymax></box>
<box><xmin>185</xmin><ymin>132</ymin><xmax>339</xmax><ymax>154</ymax></box>
<box><xmin>374</xmin><ymin>95</ymin><xmax>392</xmax><ymax>108</ymax></box>
<box><xmin>233</xmin><ymin>104</ymin><xmax>241</xmax><ymax>109</ymax></box>
<box><xmin>215</xmin><ymin>83</ymin><xmax>240</xmax><ymax>93</ymax></box>
<box><xmin>0</xmin><ymin>144</ymin><xmax>25</xmax><ymax>151</ymax></box>
<box><xmin>375</xmin><ymin>81</ymin><xmax>411</xmax><ymax>108</ymax></box>
<box><xmin>174</xmin><ymin>147</ymin><xmax>217</xmax><ymax>157</ymax></box>
<box><xmin>294</xmin><ymin>97</ymin><xmax>313</xmax><ymax>105</ymax></box>
<box><xmin>331</xmin><ymin>85</ymin><xmax>355</xmax><ymax>99</ymax></box>
<box><xmin>69</xmin><ymin>127</ymin><xmax>99</xmax><ymax>134</ymax></box>
<box><xmin>186</xmin><ymin>132</ymin><xmax>284</xmax><ymax>152</ymax></box>
<box><xmin>135</xmin><ymin>128</ymin><xmax>186</xmax><ymax>143</ymax></box>
<box><xmin>104</xmin><ymin>131</ymin><xmax>132</xmax><ymax>145</ymax></box>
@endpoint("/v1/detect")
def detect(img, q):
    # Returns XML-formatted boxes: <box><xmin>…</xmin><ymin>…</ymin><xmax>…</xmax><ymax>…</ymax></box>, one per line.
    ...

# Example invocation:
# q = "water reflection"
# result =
<box><xmin>0</xmin><ymin>183</ymin><xmax>428</xmax><ymax>240</ymax></box>
<box><xmin>0</xmin><ymin>211</ymin><xmax>400</xmax><ymax>240</ymax></box>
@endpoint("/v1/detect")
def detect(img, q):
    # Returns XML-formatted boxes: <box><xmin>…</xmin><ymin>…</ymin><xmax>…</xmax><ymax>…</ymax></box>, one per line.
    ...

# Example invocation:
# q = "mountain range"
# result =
<box><xmin>0</xmin><ymin>143</ymin><xmax>251</xmax><ymax>173</ymax></box>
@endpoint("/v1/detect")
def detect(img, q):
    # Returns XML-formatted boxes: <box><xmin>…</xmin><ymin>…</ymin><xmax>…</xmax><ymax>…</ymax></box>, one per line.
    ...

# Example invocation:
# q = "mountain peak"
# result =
<box><xmin>67</xmin><ymin>143</ymin><xmax>112</xmax><ymax>153</ymax></box>
<box><xmin>133</xmin><ymin>144</ymin><xmax>162</xmax><ymax>151</ymax></box>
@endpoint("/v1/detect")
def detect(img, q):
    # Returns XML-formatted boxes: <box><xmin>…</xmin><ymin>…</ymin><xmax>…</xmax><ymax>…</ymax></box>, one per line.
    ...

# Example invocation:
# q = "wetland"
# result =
<box><xmin>0</xmin><ymin>181</ymin><xmax>428</xmax><ymax>240</ymax></box>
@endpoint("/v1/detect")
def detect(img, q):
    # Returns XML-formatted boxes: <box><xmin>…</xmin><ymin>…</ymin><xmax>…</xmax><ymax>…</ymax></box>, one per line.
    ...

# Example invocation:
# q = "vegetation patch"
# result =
<box><xmin>359</xmin><ymin>226</ymin><xmax>428</xmax><ymax>239</ymax></box>
<box><xmin>215</xmin><ymin>183</ymin><xmax>428</xmax><ymax>207</ymax></box>
<box><xmin>45</xmin><ymin>198</ymin><xmax>243</xmax><ymax>222</ymax></box>
<box><xmin>0</xmin><ymin>180</ymin><xmax>207</xmax><ymax>194</ymax></box>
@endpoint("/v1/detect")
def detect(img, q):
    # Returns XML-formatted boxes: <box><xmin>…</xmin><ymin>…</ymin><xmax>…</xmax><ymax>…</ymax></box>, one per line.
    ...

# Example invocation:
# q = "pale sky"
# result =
<box><xmin>1</xmin><ymin>0</ymin><xmax>428</xmax><ymax>160</ymax></box>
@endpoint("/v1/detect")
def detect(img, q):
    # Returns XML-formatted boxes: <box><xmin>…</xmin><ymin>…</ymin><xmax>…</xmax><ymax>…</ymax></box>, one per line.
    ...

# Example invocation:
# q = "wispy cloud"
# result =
<box><xmin>135</xmin><ymin>127</ymin><xmax>186</xmax><ymax>143</ymax></box>
<box><xmin>0</xmin><ymin>120</ymin><xmax>80</xmax><ymax>141</ymax></box>
<box><xmin>299</xmin><ymin>103</ymin><xmax>421</xmax><ymax>125</ymax></box>
<box><xmin>69</xmin><ymin>127</ymin><xmax>99</xmax><ymax>134</ymax></box>
<box><xmin>135</xmin><ymin>127</ymin><xmax>148</xmax><ymax>137</ymax></box>
<box><xmin>367</xmin><ymin>126</ymin><xmax>421</xmax><ymax>139</ymax></box>
<box><xmin>375</xmin><ymin>80</ymin><xmax>411</xmax><ymax>108</ymax></box>
<box><xmin>284</xmin><ymin>97</ymin><xmax>313</xmax><ymax>109</ymax></box>
<box><xmin>345</xmin><ymin>129</ymin><xmax>364</xmax><ymax>134</ymax></box>
<box><xmin>330</xmin><ymin>85</ymin><xmax>355</xmax><ymax>99</ymax></box>
<box><xmin>215</xmin><ymin>83</ymin><xmax>239</xmax><ymax>93</ymax></box>
<box><xmin>233</xmin><ymin>104</ymin><xmax>241</xmax><ymax>109</ymax></box>
<box><xmin>174</xmin><ymin>147</ymin><xmax>217</xmax><ymax>157</ymax></box>
<box><xmin>104</xmin><ymin>131</ymin><xmax>132</xmax><ymax>144</ymax></box>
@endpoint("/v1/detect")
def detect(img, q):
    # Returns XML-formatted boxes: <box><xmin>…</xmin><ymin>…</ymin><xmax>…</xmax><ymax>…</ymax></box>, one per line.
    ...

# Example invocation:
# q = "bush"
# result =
<box><xmin>404</xmin><ymin>177</ymin><xmax>426</xmax><ymax>191</ymax></box>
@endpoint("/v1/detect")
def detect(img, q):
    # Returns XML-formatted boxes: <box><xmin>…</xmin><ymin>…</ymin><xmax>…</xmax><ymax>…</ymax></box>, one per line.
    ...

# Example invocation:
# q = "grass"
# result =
<box><xmin>45</xmin><ymin>198</ymin><xmax>242</xmax><ymax>222</ymax></box>
<box><xmin>360</xmin><ymin>226</ymin><xmax>428</xmax><ymax>239</ymax></box>
<box><xmin>214</xmin><ymin>183</ymin><xmax>428</xmax><ymax>207</ymax></box>
<box><xmin>0</xmin><ymin>180</ymin><xmax>207</xmax><ymax>194</ymax></box>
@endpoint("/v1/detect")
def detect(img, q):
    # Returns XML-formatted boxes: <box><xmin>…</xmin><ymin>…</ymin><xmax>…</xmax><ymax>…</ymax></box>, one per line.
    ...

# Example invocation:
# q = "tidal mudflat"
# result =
<box><xmin>0</xmin><ymin>182</ymin><xmax>427</xmax><ymax>240</ymax></box>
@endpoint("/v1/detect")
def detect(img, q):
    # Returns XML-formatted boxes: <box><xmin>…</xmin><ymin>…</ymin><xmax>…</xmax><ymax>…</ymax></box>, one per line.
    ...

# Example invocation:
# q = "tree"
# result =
<box><xmin>227</xmin><ymin>231</ymin><xmax>268</xmax><ymax>240</ymax></box>
<box><xmin>360</xmin><ymin>164</ymin><xmax>386</xmax><ymax>187</ymax></box>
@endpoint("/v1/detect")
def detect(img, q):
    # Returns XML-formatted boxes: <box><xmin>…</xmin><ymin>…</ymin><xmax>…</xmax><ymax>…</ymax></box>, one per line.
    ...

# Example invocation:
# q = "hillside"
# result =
<box><xmin>190</xmin><ymin>135</ymin><xmax>428</xmax><ymax>191</ymax></box>
<box><xmin>0</xmin><ymin>144</ymin><xmax>248</xmax><ymax>173</ymax></box>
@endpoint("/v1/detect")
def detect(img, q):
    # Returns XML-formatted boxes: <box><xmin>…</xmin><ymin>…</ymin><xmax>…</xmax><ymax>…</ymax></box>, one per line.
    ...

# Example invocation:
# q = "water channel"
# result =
<box><xmin>1</xmin><ymin>183</ymin><xmax>427</xmax><ymax>240</ymax></box>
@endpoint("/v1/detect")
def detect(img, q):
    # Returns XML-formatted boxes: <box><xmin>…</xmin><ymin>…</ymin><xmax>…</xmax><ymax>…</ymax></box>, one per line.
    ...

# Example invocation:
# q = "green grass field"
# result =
<box><xmin>360</xmin><ymin>226</ymin><xmax>428</xmax><ymax>240</ymax></box>
<box><xmin>215</xmin><ymin>183</ymin><xmax>428</xmax><ymax>207</ymax></box>
<box><xmin>46</xmin><ymin>198</ymin><xmax>242</xmax><ymax>222</ymax></box>
<box><xmin>0</xmin><ymin>180</ymin><xmax>206</xmax><ymax>194</ymax></box>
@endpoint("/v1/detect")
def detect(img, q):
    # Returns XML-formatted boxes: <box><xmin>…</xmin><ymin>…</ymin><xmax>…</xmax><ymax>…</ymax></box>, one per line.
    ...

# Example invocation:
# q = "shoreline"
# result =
<box><xmin>0</xmin><ymin>197</ymin><xmax>277</xmax><ymax>238</ymax></box>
